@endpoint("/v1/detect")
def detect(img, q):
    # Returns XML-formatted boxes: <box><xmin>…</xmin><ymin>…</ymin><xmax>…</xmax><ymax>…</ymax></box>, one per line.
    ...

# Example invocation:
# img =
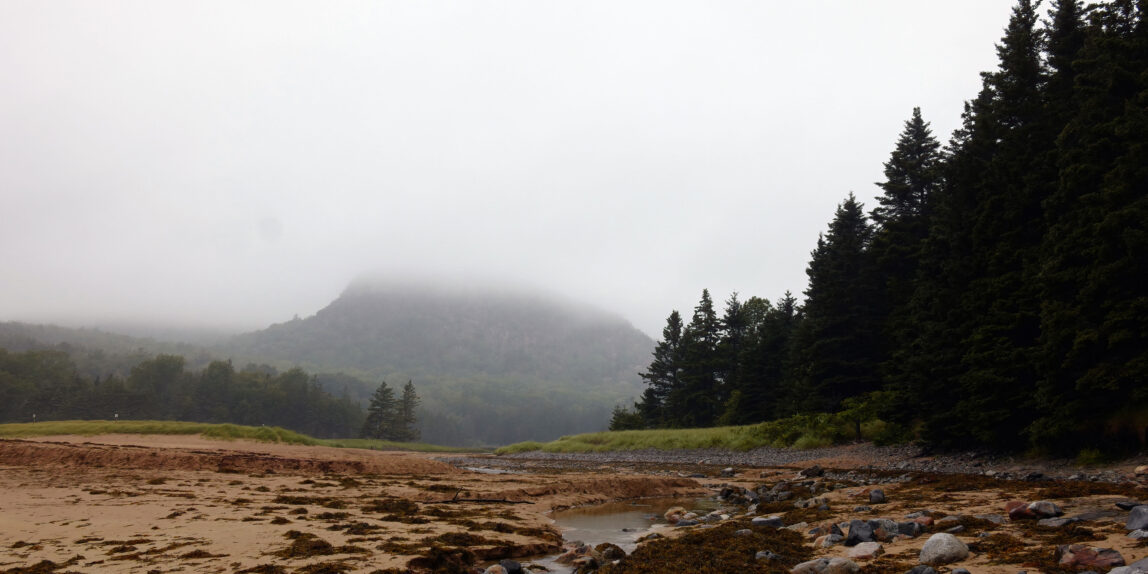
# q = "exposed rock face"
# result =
<box><xmin>918</xmin><ymin>533</ymin><xmax>969</xmax><ymax>565</ymax></box>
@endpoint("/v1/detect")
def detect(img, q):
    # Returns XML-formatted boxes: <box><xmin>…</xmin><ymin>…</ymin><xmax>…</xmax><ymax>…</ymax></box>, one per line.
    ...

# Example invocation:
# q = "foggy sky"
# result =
<box><xmin>1</xmin><ymin>1</ymin><xmax>1016</xmax><ymax>337</ymax></box>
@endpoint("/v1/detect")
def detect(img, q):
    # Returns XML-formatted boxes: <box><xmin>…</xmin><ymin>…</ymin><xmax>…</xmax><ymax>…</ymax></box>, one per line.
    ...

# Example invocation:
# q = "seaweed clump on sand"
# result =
<box><xmin>598</xmin><ymin>521</ymin><xmax>812</xmax><ymax>574</ymax></box>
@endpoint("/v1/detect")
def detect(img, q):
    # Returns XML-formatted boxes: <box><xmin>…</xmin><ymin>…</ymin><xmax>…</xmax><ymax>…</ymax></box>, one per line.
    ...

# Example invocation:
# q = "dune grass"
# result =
<box><xmin>0</xmin><ymin>420</ymin><xmax>483</xmax><ymax>452</ymax></box>
<box><xmin>494</xmin><ymin>413</ymin><xmax>893</xmax><ymax>454</ymax></box>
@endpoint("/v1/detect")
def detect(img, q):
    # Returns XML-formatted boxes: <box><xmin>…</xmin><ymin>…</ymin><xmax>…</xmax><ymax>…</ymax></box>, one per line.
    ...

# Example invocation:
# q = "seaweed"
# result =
<box><xmin>598</xmin><ymin>520</ymin><xmax>812</xmax><ymax>574</ymax></box>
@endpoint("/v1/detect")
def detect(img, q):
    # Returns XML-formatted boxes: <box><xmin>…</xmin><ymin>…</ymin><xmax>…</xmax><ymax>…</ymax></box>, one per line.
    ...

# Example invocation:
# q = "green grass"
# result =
<box><xmin>494</xmin><ymin>413</ymin><xmax>881</xmax><ymax>454</ymax></box>
<box><xmin>0</xmin><ymin>420</ymin><xmax>483</xmax><ymax>452</ymax></box>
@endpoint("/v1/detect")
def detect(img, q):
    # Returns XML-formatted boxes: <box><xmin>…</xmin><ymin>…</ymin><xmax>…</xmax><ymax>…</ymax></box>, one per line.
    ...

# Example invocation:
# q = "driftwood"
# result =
<box><xmin>430</xmin><ymin>490</ymin><xmax>530</xmax><ymax>504</ymax></box>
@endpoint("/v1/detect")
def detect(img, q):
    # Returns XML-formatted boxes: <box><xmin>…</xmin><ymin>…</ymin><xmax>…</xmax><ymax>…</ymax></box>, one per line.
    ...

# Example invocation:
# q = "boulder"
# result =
<box><xmin>593</xmin><ymin>543</ymin><xmax>625</xmax><ymax>561</ymax></box>
<box><xmin>1037</xmin><ymin>517</ymin><xmax>1079</xmax><ymax>528</ymax></box>
<box><xmin>752</xmin><ymin>516</ymin><xmax>785</xmax><ymax>528</ymax></box>
<box><xmin>868</xmin><ymin>519</ymin><xmax>900</xmax><ymax>541</ymax></box>
<box><xmin>756</xmin><ymin>550</ymin><xmax>783</xmax><ymax>561</ymax></box>
<box><xmin>1028</xmin><ymin>500</ymin><xmax>1063</xmax><ymax>518</ymax></box>
<box><xmin>918</xmin><ymin>533</ymin><xmax>969</xmax><ymax>565</ymax></box>
<box><xmin>790</xmin><ymin>557</ymin><xmax>860</xmax><ymax>574</ymax></box>
<box><xmin>664</xmin><ymin>506</ymin><xmax>687</xmax><ymax>523</ymax></box>
<box><xmin>1128</xmin><ymin>506</ymin><xmax>1148</xmax><ymax>531</ymax></box>
<box><xmin>1006</xmin><ymin>501</ymin><xmax>1036</xmax><ymax>520</ymax></box>
<box><xmin>499</xmin><ymin>560</ymin><xmax>523</xmax><ymax>574</ymax></box>
<box><xmin>1128</xmin><ymin>530</ymin><xmax>1148</xmax><ymax>540</ymax></box>
<box><xmin>906</xmin><ymin>567</ymin><xmax>937</xmax><ymax>574</ymax></box>
<box><xmin>844</xmin><ymin>520</ymin><xmax>875</xmax><ymax>546</ymax></box>
<box><xmin>1055</xmin><ymin>544</ymin><xmax>1125</xmax><ymax>569</ymax></box>
<box><xmin>799</xmin><ymin>465</ymin><xmax>825</xmax><ymax>478</ymax></box>
<box><xmin>897</xmin><ymin>521</ymin><xmax>923</xmax><ymax>538</ymax></box>
<box><xmin>847</xmin><ymin>542</ymin><xmax>885</xmax><ymax>560</ymax></box>
<box><xmin>676</xmin><ymin>519</ymin><xmax>699</xmax><ymax>527</ymax></box>
<box><xmin>814</xmin><ymin>534</ymin><xmax>844</xmax><ymax>548</ymax></box>
<box><xmin>870</xmin><ymin>489</ymin><xmax>887</xmax><ymax>504</ymax></box>
<box><xmin>721</xmin><ymin>467</ymin><xmax>736</xmax><ymax>478</ymax></box>
<box><xmin>1116</xmin><ymin>500</ymin><xmax>1143</xmax><ymax>511</ymax></box>
<box><xmin>1109</xmin><ymin>557</ymin><xmax>1148</xmax><ymax>574</ymax></box>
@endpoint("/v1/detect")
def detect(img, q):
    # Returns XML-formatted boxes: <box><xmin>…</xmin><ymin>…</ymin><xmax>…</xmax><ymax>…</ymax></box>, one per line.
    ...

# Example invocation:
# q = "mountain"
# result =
<box><xmin>227</xmin><ymin>278</ymin><xmax>655</xmax><ymax>445</ymax></box>
<box><xmin>230</xmin><ymin>278</ymin><xmax>653</xmax><ymax>385</ymax></box>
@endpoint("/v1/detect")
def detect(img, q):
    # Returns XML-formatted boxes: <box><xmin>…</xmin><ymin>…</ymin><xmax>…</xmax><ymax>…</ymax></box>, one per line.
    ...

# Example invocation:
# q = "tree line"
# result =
<box><xmin>616</xmin><ymin>0</ymin><xmax>1148</xmax><ymax>454</ymax></box>
<box><xmin>0</xmin><ymin>347</ymin><xmax>415</xmax><ymax>440</ymax></box>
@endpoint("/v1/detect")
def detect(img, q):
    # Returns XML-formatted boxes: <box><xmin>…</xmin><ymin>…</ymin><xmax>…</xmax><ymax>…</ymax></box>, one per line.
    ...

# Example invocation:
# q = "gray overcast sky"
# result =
<box><xmin>1</xmin><ymin>1</ymin><xmax>1016</xmax><ymax>337</ymax></box>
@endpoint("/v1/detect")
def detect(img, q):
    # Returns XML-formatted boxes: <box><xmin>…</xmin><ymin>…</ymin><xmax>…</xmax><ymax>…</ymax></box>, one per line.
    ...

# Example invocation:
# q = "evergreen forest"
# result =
<box><xmin>618</xmin><ymin>0</ymin><xmax>1148</xmax><ymax>454</ymax></box>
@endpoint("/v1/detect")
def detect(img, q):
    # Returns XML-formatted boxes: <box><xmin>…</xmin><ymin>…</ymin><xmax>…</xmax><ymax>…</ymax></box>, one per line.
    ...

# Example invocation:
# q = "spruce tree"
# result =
<box><xmin>670</xmin><ymin>290</ymin><xmax>722</xmax><ymax>427</ymax></box>
<box><xmin>635</xmin><ymin>310</ymin><xmax>684</xmax><ymax>427</ymax></box>
<box><xmin>396</xmin><ymin>380</ymin><xmax>420</xmax><ymax>442</ymax></box>
<box><xmin>1032</xmin><ymin>0</ymin><xmax>1148</xmax><ymax>450</ymax></box>
<box><xmin>359</xmin><ymin>381</ymin><xmax>396</xmax><ymax>439</ymax></box>
<box><xmin>795</xmin><ymin>194</ymin><xmax>881</xmax><ymax>414</ymax></box>
<box><xmin>870</xmin><ymin>107</ymin><xmax>944</xmax><ymax>399</ymax></box>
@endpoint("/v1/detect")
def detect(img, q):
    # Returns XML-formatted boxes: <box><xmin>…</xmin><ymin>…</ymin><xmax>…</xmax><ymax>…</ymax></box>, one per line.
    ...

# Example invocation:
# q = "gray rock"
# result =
<box><xmin>976</xmin><ymin>513</ymin><xmax>1006</xmax><ymax>524</ymax></box>
<box><xmin>799</xmin><ymin>465</ymin><xmax>825</xmax><ymax>478</ymax></box>
<box><xmin>1128</xmin><ymin>506</ymin><xmax>1148</xmax><ymax>531</ymax></box>
<box><xmin>500</xmin><ymin>560</ymin><xmax>523</xmax><ymax>574</ymax></box>
<box><xmin>721</xmin><ymin>467</ymin><xmax>736</xmax><ymax>477</ymax></box>
<box><xmin>1128</xmin><ymin>529</ymin><xmax>1148</xmax><ymax>540</ymax></box>
<box><xmin>1116</xmin><ymin>500</ymin><xmax>1142</xmax><ymax>511</ymax></box>
<box><xmin>675</xmin><ymin>519</ymin><xmax>698</xmax><ymax>527</ymax></box>
<box><xmin>790</xmin><ymin>557</ymin><xmax>860</xmax><ymax>574</ymax></box>
<box><xmin>752</xmin><ymin>516</ymin><xmax>784</xmax><ymax>528</ymax></box>
<box><xmin>870</xmin><ymin>489</ymin><xmax>887</xmax><ymax>504</ymax></box>
<box><xmin>735</xmin><ymin>529</ymin><xmax>753</xmax><ymax>537</ymax></box>
<box><xmin>919</xmin><ymin>533</ymin><xmax>970</xmax><ymax>565</ymax></box>
<box><xmin>951</xmin><ymin>569</ymin><xmax>970</xmax><ymax>574</ymax></box>
<box><xmin>1028</xmin><ymin>500</ymin><xmax>1064</xmax><ymax>518</ymax></box>
<box><xmin>1109</xmin><ymin>556</ymin><xmax>1148</xmax><ymax>574</ymax></box>
<box><xmin>906</xmin><ymin>566</ymin><xmax>937</xmax><ymax>574</ymax></box>
<box><xmin>847</xmin><ymin>541</ymin><xmax>885</xmax><ymax>559</ymax></box>
<box><xmin>853</xmin><ymin>505</ymin><xmax>872</xmax><ymax>512</ymax></box>
<box><xmin>897</xmin><ymin>521</ymin><xmax>923</xmax><ymax>537</ymax></box>
<box><xmin>845</xmin><ymin>519</ymin><xmax>875</xmax><ymax>546</ymax></box>
<box><xmin>1037</xmin><ymin>517</ymin><xmax>1080</xmax><ymax>528</ymax></box>
<box><xmin>868</xmin><ymin>519</ymin><xmax>900</xmax><ymax>541</ymax></box>
<box><xmin>484</xmin><ymin>566</ymin><xmax>508</xmax><ymax>574</ymax></box>
<box><xmin>756</xmin><ymin>550</ymin><xmax>783</xmax><ymax>561</ymax></box>
<box><xmin>945</xmin><ymin>525</ymin><xmax>966</xmax><ymax>534</ymax></box>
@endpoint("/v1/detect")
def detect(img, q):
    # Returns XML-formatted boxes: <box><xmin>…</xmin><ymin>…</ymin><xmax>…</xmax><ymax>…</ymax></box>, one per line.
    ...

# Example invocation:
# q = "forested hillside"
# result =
<box><xmin>622</xmin><ymin>0</ymin><xmax>1148</xmax><ymax>455</ymax></box>
<box><xmin>0</xmin><ymin>280</ymin><xmax>653</xmax><ymax>446</ymax></box>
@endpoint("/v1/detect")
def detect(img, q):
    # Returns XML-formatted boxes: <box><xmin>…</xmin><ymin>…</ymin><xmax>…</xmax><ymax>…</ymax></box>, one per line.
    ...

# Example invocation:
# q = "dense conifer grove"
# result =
<box><xmin>0</xmin><ymin>348</ymin><xmax>368</xmax><ymax>439</ymax></box>
<box><xmin>617</xmin><ymin>0</ymin><xmax>1148</xmax><ymax>454</ymax></box>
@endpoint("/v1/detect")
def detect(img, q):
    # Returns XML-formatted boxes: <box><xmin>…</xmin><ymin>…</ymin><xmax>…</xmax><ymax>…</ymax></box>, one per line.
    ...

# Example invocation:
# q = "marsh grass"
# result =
<box><xmin>495</xmin><ymin>413</ymin><xmax>880</xmax><ymax>454</ymax></box>
<box><xmin>0</xmin><ymin>420</ymin><xmax>482</xmax><ymax>452</ymax></box>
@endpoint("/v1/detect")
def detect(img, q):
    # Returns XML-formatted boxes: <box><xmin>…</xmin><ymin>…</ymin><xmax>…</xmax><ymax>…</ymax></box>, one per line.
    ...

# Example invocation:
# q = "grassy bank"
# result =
<box><xmin>495</xmin><ymin>413</ymin><xmax>893</xmax><ymax>454</ymax></box>
<box><xmin>0</xmin><ymin>420</ymin><xmax>484</xmax><ymax>452</ymax></box>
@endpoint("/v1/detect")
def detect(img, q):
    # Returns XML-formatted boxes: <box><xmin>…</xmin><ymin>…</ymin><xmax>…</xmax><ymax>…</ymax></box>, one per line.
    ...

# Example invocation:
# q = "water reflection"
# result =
<box><xmin>530</xmin><ymin>497</ymin><xmax>718</xmax><ymax>571</ymax></box>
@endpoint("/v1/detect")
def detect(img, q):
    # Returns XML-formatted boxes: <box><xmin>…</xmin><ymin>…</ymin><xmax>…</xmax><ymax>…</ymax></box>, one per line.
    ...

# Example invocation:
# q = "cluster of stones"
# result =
<box><xmin>477</xmin><ymin>466</ymin><xmax>1148</xmax><ymax>574</ymax></box>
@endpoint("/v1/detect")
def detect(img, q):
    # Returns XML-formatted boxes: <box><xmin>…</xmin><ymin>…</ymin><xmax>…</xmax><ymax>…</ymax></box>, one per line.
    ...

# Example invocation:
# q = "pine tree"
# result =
<box><xmin>359</xmin><ymin>381</ymin><xmax>396</xmax><ymax>439</ymax></box>
<box><xmin>636</xmin><ymin>310</ymin><xmax>684</xmax><ymax>427</ymax></box>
